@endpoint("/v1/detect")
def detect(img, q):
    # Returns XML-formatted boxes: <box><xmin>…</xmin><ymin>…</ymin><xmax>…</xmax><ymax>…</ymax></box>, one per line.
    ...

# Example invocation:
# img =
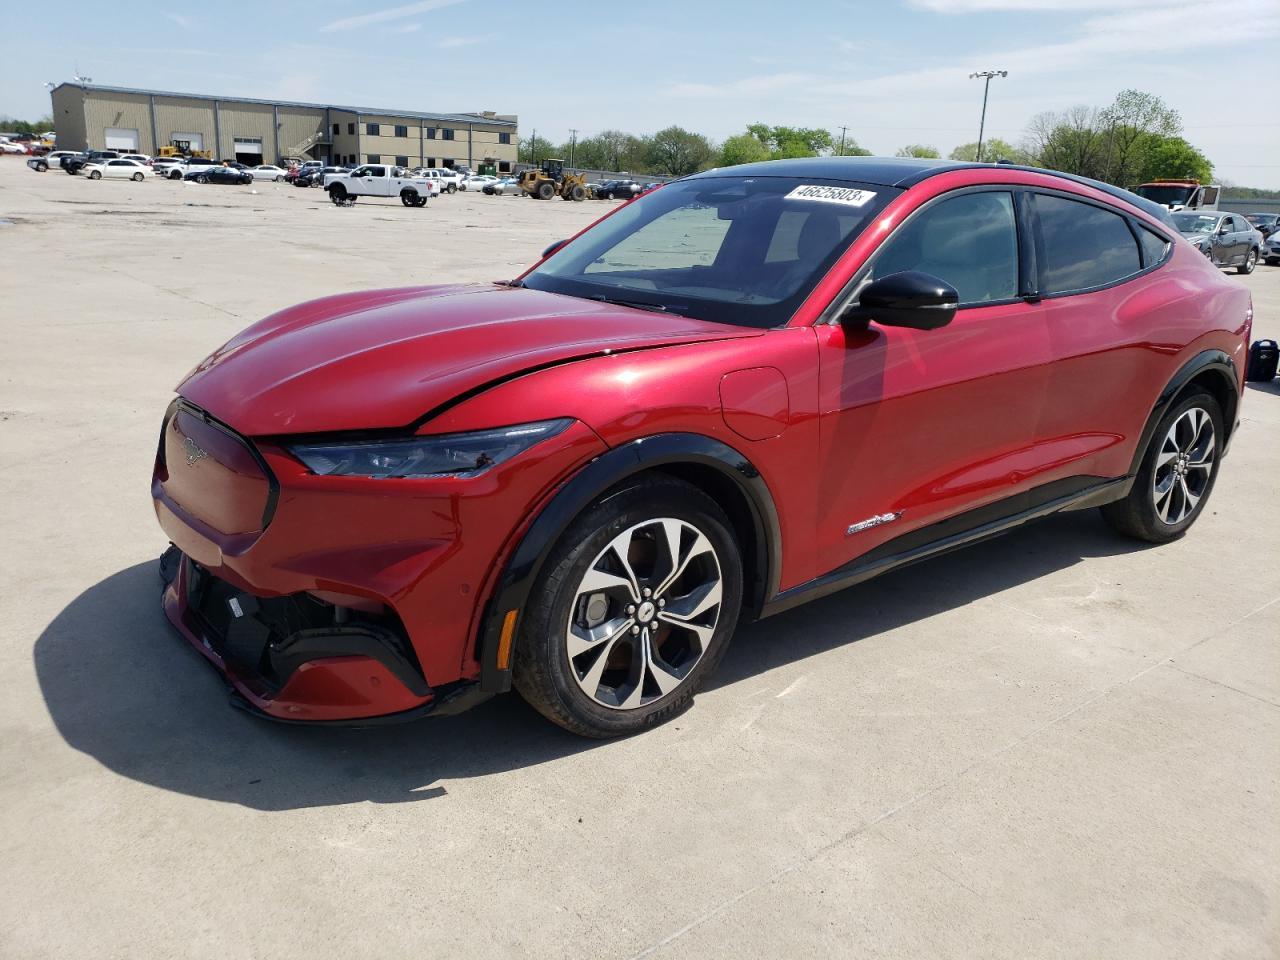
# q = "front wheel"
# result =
<box><xmin>1100</xmin><ymin>391</ymin><xmax>1223</xmax><ymax>543</ymax></box>
<box><xmin>36</xmin><ymin>161</ymin><xmax>48</xmax><ymax>172</ymax></box>
<box><xmin>513</xmin><ymin>475</ymin><xmax>743</xmax><ymax>738</ymax></box>
<box><xmin>1238</xmin><ymin>249</ymin><xmax>1258</xmax><ymax>275</ymax></box>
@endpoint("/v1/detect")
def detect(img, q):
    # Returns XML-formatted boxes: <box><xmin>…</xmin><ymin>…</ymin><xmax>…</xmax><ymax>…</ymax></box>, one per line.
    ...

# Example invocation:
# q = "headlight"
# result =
<box><xmin>288</xmin><ymin>419</ymin><xmax>573</xmax><ymax>479</ymax></box>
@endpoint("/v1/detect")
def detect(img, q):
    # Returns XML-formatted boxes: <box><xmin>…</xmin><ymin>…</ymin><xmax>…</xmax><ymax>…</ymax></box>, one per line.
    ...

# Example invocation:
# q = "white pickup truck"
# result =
<box><xmin>411</xmin><ymin>167</ymin><xmax>463</xmax><ymax>194</ymax></box>
<box><xmin>325</xmin><ymin>164</ymin><xmax>439</xmax><ymax>207</ymax></box>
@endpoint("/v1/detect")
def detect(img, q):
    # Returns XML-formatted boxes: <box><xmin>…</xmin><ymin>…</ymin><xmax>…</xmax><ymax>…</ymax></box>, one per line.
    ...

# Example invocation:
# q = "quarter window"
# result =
<box><xmin>868</xmin><ymin>191</ymin><xmax>1019</xmax><ymax>305</ymax></box>
<box><xmin>1034</xmin><ymin>194</ymin><xmax>1141</xmax><ymax>294</ymax></box>
<box><xmin>1138</xmin><ymin>227</ymin><xmax>1170</xmax><ymax>268</ymax></box>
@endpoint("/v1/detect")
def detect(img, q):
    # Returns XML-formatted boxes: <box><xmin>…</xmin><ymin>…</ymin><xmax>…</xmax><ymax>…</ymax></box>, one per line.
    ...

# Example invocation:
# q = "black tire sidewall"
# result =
<box><xmin>514</xmin><ymin>477</ymin><xmax>743</xmax><ymax>737</ymax></box>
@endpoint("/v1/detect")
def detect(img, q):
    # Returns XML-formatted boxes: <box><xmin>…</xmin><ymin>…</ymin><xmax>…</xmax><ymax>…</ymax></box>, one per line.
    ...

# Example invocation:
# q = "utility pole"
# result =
<box><xmin>837</xmin><ymin>126</ymin><xmax>848</xmax><ymax>157</ymax></box>
<box><xmin>568</xmin><ymin>128</ymin><xmax>578</xmax><ymax>169</ymax></box>
<box><xmin>529</xmin><ymin>128</ymin><xmax>537</xmax><ymax>165</ymax></box>
<box><xmin>968</xmin><ymin>70</ymin><xmax>1007</xmax><ymax>162</ymax></box>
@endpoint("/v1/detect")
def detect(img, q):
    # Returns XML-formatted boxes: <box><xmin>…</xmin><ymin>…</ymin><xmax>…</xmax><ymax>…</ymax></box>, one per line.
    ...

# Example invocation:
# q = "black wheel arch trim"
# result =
<box><xmin>1129</xmin><ymin>348</ymin><xmax>1239</xmax><ymax>475</ymax></box>
<box><xmin>477</xmin><ymin>432</ymin><xmax>782</xmax><ymax>693</ymax></box>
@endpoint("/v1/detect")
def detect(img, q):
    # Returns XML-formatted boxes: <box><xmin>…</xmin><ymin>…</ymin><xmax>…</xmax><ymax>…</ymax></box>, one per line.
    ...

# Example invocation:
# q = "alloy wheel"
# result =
<box><xmin>1152</xmin><ymin>406</ymin><xmax>1215</xmax><ymax>525</ymax></box>
<box><xmin>567</xmin><ymin>518</ymin><xmax>723</xmax><ymax>710</ymax></box>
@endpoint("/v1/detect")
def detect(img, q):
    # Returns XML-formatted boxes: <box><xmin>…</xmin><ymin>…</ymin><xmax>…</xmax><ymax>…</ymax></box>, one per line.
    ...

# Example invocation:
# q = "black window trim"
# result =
<box><xmin>1025</xmin><ymin>186</ymin><xmax>1172</xmax><ymax>300</ymax></box>
<box><xmin>819</xmin><ymin>184</ymin><xmax>1028</xmax><ymax>325</ymax></box>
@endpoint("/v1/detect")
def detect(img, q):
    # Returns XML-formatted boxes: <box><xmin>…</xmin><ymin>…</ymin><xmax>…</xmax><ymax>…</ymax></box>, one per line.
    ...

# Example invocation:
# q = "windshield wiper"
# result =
<box><xmin>589</xmin><ymin>294</ymin><xmax>680</xmax><ymax>314</ymax></box>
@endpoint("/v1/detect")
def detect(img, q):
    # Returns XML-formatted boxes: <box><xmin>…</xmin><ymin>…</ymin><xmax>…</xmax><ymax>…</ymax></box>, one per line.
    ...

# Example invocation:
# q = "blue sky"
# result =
<box><xmin>4</xmin><ymin>0</ymin><xmax>1278</xmax><ymax>186</ymax></box>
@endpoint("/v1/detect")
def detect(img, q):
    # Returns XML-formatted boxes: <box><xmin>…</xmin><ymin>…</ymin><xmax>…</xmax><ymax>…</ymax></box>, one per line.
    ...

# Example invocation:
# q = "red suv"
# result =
<box><xmin>152</xmin><ymin>158</ymin><xmax>1251</xmax><ymax>737</ymax></box>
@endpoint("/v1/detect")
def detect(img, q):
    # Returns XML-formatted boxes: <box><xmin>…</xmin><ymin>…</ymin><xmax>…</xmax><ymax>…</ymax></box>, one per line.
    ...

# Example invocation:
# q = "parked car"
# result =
<box><xmin>120</xmin><ymin>154</ymin><xmax>153</xmax><ymax>166</ymax></box>
<box><xmin>1243</xmin><ymin>213</ymin><xmax>1279</xmax><ymax>239</ymax></box>
<box><xmin>0</xmin><ymin>139</ymin><xmax>29</xmax><ymax>154</ymax></box>
<box><xmin>81</xmin><ymin>158</ymin><xmax>152</xmax><ymax>181</ymax></box>
<box><xmin>151</xmin><ymin>156</ymin><xmax>1249</xmax><ymax>736</ymax></box>
<box><xmin>251</xmin><ymin>164</ymin><xmax>289</xmax><ymax>182</ymax></box>
<box><xmin>595</xmin><ymin>179</ymin><xmax>643</xmax><ymax>200</ymax></box>
<box><xmin>482</xmin><ymin>176</ymin><xmax>522</xmax><ymax>195</ymax></box>
<box><xmin>1172</xmin><ymin>211</ymin><xmax>1262</xmax><ymax>273</ymax></box>
<box><xmin>1263</xmin><ymin>231</ymin><xmax>1280</xmax><ymax>266</ymax></box>
<box><xmin>412</xmin><ymin>167</ymin><xmax>463</xmax><ymax>193</ymax></box>
<box><xmin>325</xmin><ymin>164</ymin><xmax>436</xmax><ymax>206</ymax></box>
<box><xmin>156</xmin><ymin>157</ymin><xmax>220</xmax><ymax>180</ymax></box>
<box><xmin>184</xmin><ymin>165</ymin><xmax>253</xmax><ymax>185</ymax></box>
<box><xmin>295</xmin><ymin>165</ymin><xmax>341</xmax><ymax>187</ymax></box>
<box><xmin>26</xmin><ymin>150</ymin><xmax>79</xmax><ymax>172</ymax></box>
<box><xmin>460</xmin><ymin>175</ymin><xmax>498</xmax><ymax>192</ymax></box>
<box><xmin>64</xmin><ymin>150</ymin><xmax>119</xmax><ymax>175</ymax></box>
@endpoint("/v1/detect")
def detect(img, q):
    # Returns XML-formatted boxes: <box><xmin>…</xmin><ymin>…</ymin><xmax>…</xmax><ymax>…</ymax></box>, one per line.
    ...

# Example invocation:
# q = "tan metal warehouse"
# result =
<box><xmin>50</xmin><ymin>83</ymin><xmax>519</xmax><ymax>171</ymax></box>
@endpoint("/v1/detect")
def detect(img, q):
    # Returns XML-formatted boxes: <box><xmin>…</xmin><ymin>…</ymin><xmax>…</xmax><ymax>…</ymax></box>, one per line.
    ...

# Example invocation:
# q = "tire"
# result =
<box><xmin>1266</xmin><ymin>258</ymin><xmax>1279</xmax><ymax>266</ymax></box>
<box><xmin>569</xmin><ymin>184</ymin><xmax>586</xmax><ymax>201</ymax></box>
<box><xmin>536</xmin><ymin>180</ymin><xmax>555</xmax><ymax>200</ymax></box>
<box><xmin>415</xmin><ymin>195</ymin><xmax>428</xmax><ymax>207</ymax></box>
<box><xmin>1237</xmin><ymin>249</ymin><xmax>1258</xmax><ymax>275</ymax></box>
<box><xmin>513</xmin><ymin>475</ymin><xmax>743</xmax><ymax>738</ymax></box>
<box><xmin>274</xmin><ymin>175</ymin><xmax>284</xmax><ymax>183</ymax></box>
<box><xmin>197</xmin><ymin>176</ymin><xmax>209</xmax><ymax>184</ymax></box>
<box><xmin>131</xmin><ymin>172</ymin><xmax>143</xmax><ymax>181</ymax></box>
<box><xmin>36</xmin><ymin>161</ymin><xmax>47</xmax><ymax>172</ymax></box>
<box><xmin>170</xmin><ymin>170</ymin><xmax>182</xmax><ymax>180</ymax></box>
<box><xmin>401</xmin><ymin>190</ymin><xmax>416</xmax><ymax>207</ymax></box>
<box><xmin>1100</xmin><ymin>390</ymin><xmax>1223</xmax><ymax>543</ymax></box>
<box><xmin>89</xmin><ymin>170</ymin><xmax>101</xmax><ymax>180</ymax></box>
<box><xmin>329</xmin><ymin>186</ymin><xmax>347</xmax><ymax>205</ymax></box>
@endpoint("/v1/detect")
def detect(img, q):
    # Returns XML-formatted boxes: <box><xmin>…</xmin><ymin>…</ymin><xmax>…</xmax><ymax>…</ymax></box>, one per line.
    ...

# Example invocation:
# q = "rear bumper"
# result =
<box><xmin>161</xmin><ymin>546</ymin><xmax>489</xmax><ymax>722</ymax></box>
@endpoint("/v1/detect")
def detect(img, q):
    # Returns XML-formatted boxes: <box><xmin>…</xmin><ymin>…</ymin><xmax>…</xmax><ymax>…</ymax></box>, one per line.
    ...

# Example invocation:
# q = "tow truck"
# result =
<box><xmin>1133</xmin><ymin>178</ymin><xmax>1221</xmax><ymax>212</ymax></box>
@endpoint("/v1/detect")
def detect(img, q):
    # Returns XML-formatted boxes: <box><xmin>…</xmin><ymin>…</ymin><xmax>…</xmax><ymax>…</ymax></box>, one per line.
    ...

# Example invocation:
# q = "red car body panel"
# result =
<box><xmin>152</xmin><ymin>162</ymin><xmax>1252</xmax><ymax>722</ymax></box>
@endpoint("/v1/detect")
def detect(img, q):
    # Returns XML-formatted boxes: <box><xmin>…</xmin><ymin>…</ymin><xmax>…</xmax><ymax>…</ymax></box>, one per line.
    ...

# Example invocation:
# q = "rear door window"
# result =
<box><xmin>867</xmin><ymin>191</ymin><xmax>1019</xmax><ymax>305</ymax></box>
<box><xmin>1034</xmin><ymin>193</ymin><xmax>1141</xmax><ymax>295</ymax></box>
<box><xmin>1137</xmin><ymin>227</ymin><xmax>1170</xmax><ymax>268</ymax></box>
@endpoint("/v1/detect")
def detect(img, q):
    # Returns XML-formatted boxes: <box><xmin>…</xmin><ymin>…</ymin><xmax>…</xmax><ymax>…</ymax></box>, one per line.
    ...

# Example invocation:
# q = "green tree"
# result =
<box><xmin>744</xmin><ymin>124</ymin><xmax>833</xmax><ymax>159</ymax></box>
<box><xmin>720</xmin><ymin>132</ymin><xmax>770</xmax><ymax>167</ymax></box>
<box><xmin>1133</xmin><ymin>135</ymin><xmax>1212</xmax><ymax>185</ymax></box>
<box><xmin>646</xmin><ymin>126</ymin><xmax>716</xmax><ymax>176</ymax></box>
<box><xmin>895</xmin><ymin>144</ymin><xmax>941</xmax><ymax>158</ymax></box>
<box><xmin>0</xmin><ymin>114</ymin><xmax>53</xmax><ymax>135</ymax></box>
<box><xmin>949</xmin><ymin>138</ymin><xmax>1027</xmax><ymax>163</ymax></box>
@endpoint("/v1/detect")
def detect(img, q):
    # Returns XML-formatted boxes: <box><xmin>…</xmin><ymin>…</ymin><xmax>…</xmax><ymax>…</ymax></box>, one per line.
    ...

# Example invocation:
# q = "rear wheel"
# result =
<box><xmin>131</xmin><ymin>172</ymin><xmax>143</xmax><ymax>181</ymax></box>
<box><xmin>536</xmin><ymin>180</ymin><xmax>555</xmax><ymax>200</ymax></box>
<box><xmin>1237</xmin><ymin>249</ymin><xmax>1258</xmax><ymax>275</ymax></box>
<box><xmin>89</xmin><ymin>170</ymin><xmax>101</xmax><ymax>180</ymax></box>
<box><xmin>1100</xmin><ymin>391</ymin><xmax>1222</xmax><ymax>543</ymax></box>
<box><xmin>401</xmin><ymin>190</ymin><xmax>416</xmax><ymax>206</ymax></box>
<box><xmin>446</xmin><ymin>183</ymin><xmax>457</xmax><ymax>194</ymax></box>
<box><xmin>513</xmin><ymin>476</ymin><xmax>743</xmax><ymax>737</ymax></box>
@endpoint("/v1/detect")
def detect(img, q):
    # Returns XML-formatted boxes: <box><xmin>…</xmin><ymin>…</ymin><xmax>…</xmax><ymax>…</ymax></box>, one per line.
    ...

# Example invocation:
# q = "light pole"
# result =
<box><xmin>968</xmin><ymin>70</ymin><xmax>1007</xmax><ymax>162</ymax></box>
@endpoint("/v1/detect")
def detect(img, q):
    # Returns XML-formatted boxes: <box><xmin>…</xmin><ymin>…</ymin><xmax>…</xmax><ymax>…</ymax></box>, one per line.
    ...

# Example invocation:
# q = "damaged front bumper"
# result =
<box><xmin>159</xmin><ymin>546</ymin><xmax>489</xmax><ymax>724</ymax></box>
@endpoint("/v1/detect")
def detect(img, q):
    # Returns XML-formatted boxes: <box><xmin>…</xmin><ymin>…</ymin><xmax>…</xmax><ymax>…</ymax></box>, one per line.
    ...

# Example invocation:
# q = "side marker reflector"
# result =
<box><xmin>496</xmin><ymin>610</ymin><xmax>518</xmax><ymax>670</ymax></box>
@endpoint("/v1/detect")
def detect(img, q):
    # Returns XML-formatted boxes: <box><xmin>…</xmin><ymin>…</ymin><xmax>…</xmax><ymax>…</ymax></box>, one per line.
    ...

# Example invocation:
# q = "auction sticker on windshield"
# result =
<box><xmin>785</xmin><ymin>185</ymin><xmax>877</xmax><ymax>207</ymax></box>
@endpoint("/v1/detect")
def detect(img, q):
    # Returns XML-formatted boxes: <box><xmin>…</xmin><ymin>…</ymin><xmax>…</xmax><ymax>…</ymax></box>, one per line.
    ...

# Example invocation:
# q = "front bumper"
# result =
<box><xmin>151</xmin><ymin>400</ymin><xmax>607</xmax><ymax>720</ymax></box>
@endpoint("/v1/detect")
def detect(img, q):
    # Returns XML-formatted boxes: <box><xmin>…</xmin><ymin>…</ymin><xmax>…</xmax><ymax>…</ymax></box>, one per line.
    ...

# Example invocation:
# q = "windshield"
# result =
<box><xmin>1134</xmin><ymin>184</ymin><xmax>1196</xmax><ymax>206</ymax></box>
<box><xmin>1172</xmin><ymin>213</ymin><xmax>1219</xmax><ymax>235</ymax></box>
<box><xmin>522</xmin><ymin>176</ymin><xmax>895</xmax><ymax>328</ymax></box>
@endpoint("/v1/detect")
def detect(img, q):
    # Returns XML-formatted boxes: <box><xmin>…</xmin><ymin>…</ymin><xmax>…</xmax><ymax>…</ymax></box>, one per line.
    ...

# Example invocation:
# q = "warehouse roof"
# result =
<box><xmin>54</xmin><ymin>83</ymin><xmax>516</xmax><ymax>127</ymax></box>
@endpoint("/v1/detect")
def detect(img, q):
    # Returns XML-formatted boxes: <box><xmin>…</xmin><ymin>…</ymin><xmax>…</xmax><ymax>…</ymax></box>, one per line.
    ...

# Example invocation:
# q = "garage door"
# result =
<box><xmin>233</xmin><ymin>138</ymin><xmax>263</xmax><ymax>155</ymax></box>
<box><xmin>104</xmin><ymin>127</ymin><xmax>140</xmax><ymax>151</ymax></box>
<box><xmin>171</xmin><ymin>132</ymin><xmax>204</xmax><ymax>152</ymax></box>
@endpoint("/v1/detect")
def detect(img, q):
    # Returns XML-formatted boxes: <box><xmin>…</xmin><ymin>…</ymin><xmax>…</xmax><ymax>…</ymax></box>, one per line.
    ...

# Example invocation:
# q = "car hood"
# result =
<box><xmin>178</xmin><ymin>283</ymin><xmax>755</xmax><ymax>435</ymax></box>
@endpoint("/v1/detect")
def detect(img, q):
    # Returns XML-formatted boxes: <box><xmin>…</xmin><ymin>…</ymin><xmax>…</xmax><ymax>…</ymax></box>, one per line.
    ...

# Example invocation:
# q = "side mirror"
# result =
<box><xmin>1217</xmin><ymin>223</ymin><xmax>1230</xmax><ymax>235</ymax></box>
<box><xmin>843</xmin><ymin>271</ymin><xmax>958</xmax><ymax>331</ymax></box>
<box><xmin>541</xmin><ymin>238</ymin><xmax>568</xmax><ymax>259</ymax></box>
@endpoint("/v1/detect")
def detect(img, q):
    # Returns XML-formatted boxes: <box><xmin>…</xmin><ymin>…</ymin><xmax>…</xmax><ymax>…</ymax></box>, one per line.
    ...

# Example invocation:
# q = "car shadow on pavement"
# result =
<box><xmin>34</xmin><ymin>510</ymin><xmax>1149</xmax><ymax>811</ymax></box>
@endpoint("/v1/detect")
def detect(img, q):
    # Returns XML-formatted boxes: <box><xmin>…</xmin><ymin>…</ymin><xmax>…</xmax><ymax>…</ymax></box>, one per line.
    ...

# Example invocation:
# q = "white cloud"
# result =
<box><xmin>320</xmin><ymin>0</ymin><xmax>467</xmax><ymax>33</ymax></box>
<box><xmin>436</xmin><ymin>35</ymin><xmax>487</xmax><ymax>48</ymax></box>
<box><xmin>395</xmin><ymin>22</ymin><xmax>423</xmax><ymax>33</ymax></box>
<box><xmin>161</xmin><ymin>12</ymin><xmax>192</xmax><ymax>28</ymax></box>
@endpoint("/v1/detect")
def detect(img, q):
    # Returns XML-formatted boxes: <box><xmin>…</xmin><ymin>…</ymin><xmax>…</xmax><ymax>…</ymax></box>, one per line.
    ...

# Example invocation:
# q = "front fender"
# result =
<box><xmin>476</xmin><ymin>433</ymin><xmax>781</xmax><ymax>693</ymax></box>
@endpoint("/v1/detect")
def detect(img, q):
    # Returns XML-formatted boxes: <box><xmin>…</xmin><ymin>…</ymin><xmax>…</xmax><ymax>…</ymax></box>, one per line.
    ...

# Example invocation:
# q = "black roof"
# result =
<box><xmin>687</xmin><ymin>156</ymin><xmax>1177</xmax><ymax>228</ymax></box>
<box><xmin>689</xmin><ymin>156</ymin><xmax>964</xmax><ymax>187</ymax></box>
